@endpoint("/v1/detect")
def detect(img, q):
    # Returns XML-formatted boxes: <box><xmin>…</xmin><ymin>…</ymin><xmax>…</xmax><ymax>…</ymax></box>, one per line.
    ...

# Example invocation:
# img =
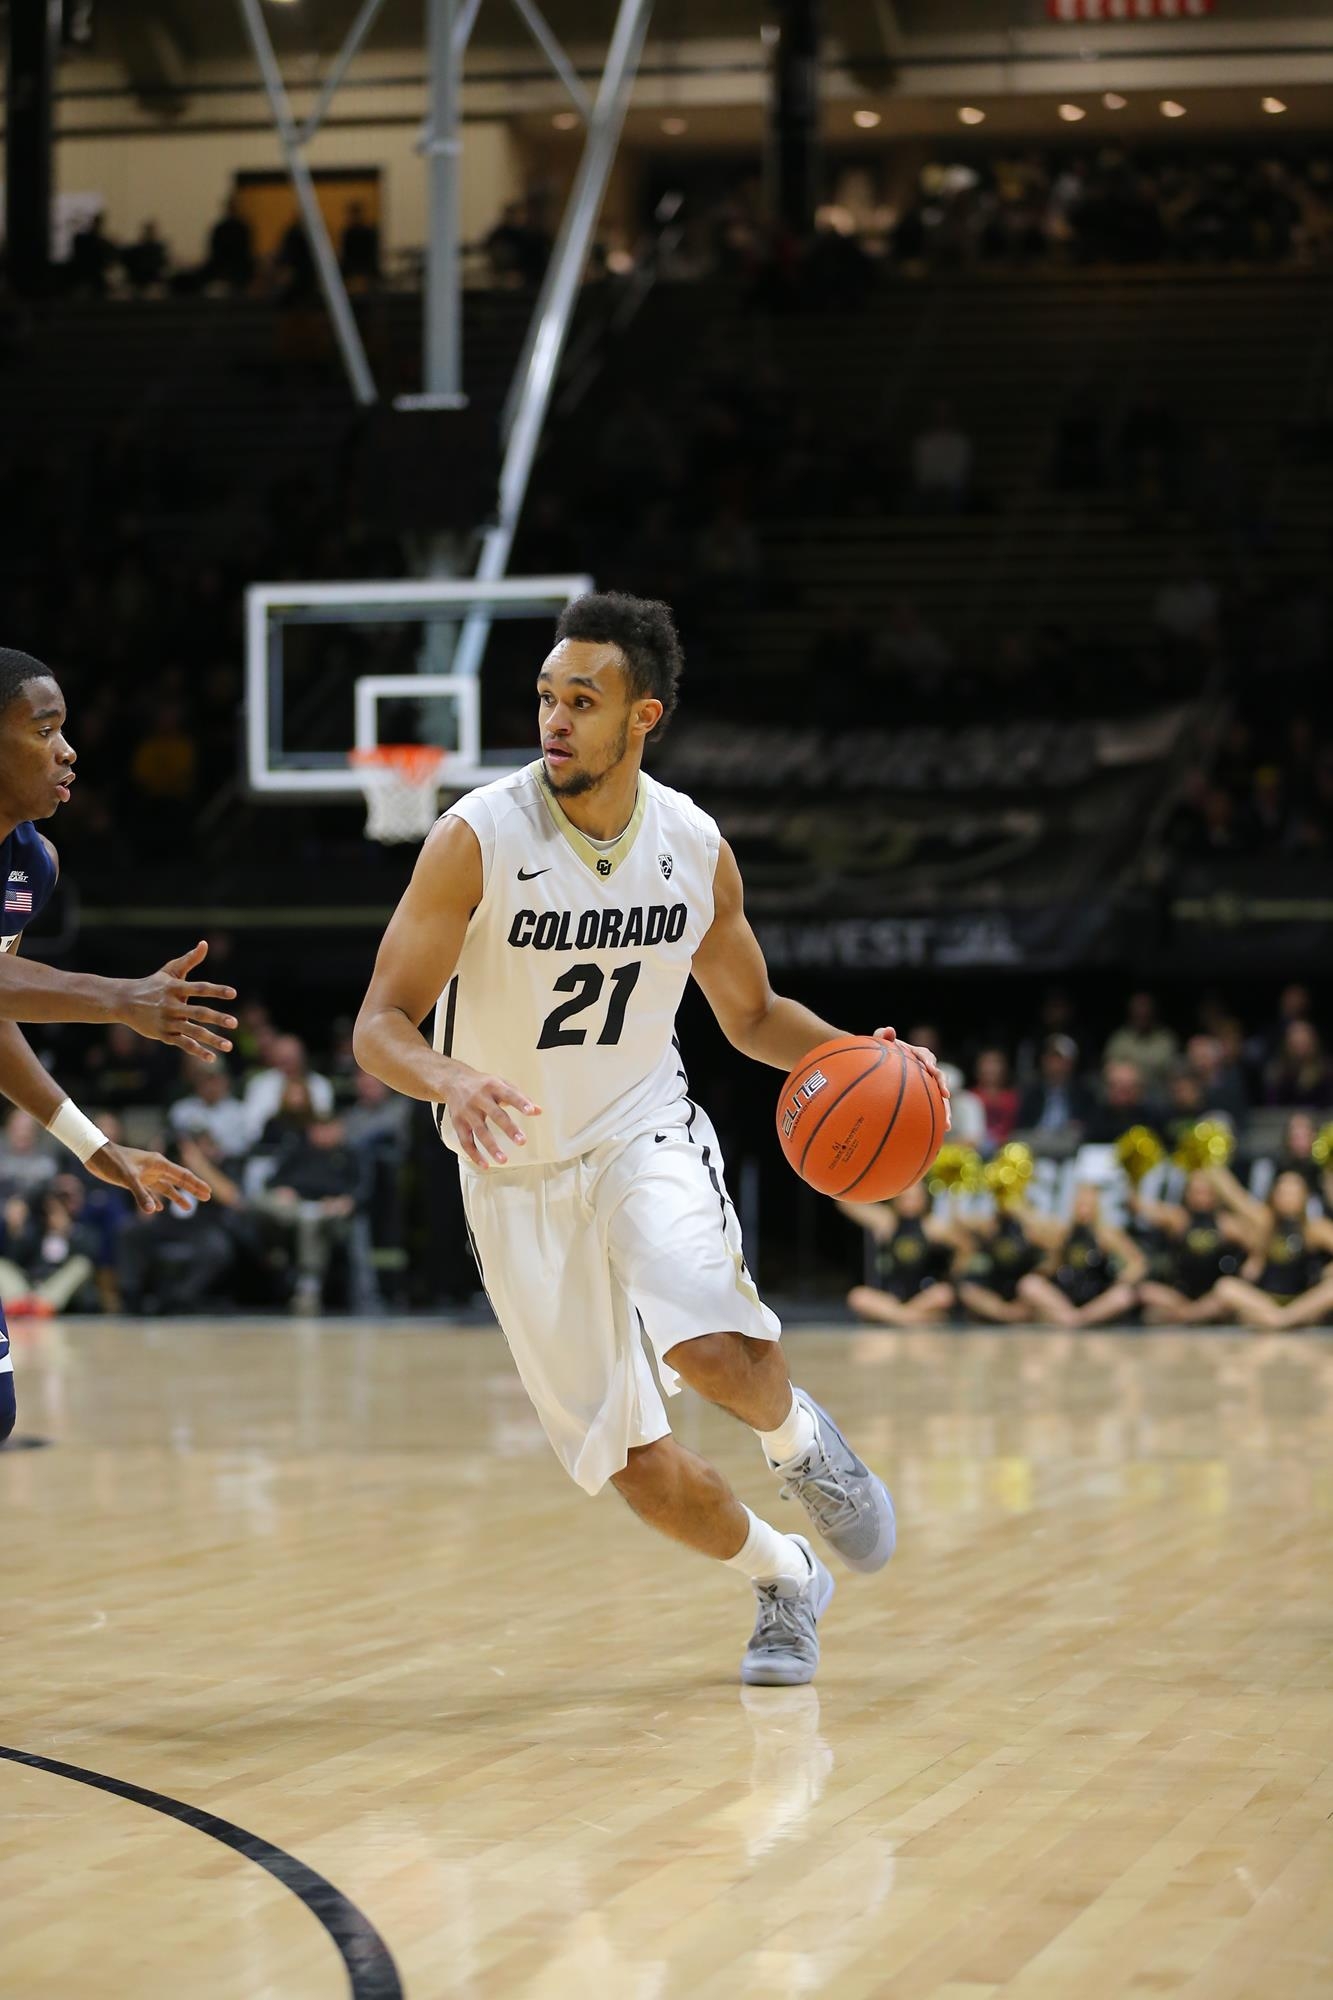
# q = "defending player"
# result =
<box><xmin>0</xmin><ymin>647</ymin><xmax>237</xmax><ymax>1443</ymax></box>
<box><xmin>355</xmin><ymin>593</ymin><xmax>948</xmax><ymax>1686</ymax></box>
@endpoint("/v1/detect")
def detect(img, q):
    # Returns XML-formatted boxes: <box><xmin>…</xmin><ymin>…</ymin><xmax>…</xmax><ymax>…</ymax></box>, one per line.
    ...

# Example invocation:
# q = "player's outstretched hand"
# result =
<box><xmin>442</xmin><ymin>1068</ymin><xmax>542</xmax><ymax>1169</ymax></box>
<box><xmin>117</xmin><ymin>941</ymin><xmax>238</xmax><ymax>1061</ymax></box>
<box><xmin>872</xmin><ymin>1024</ymin><xmax>953</xmax><ymax>1131</ymax></box>
<box><xmin>85</xmin><ymin>1143</ymin><xmax>213</xmax><ymax>1217</ymax></box>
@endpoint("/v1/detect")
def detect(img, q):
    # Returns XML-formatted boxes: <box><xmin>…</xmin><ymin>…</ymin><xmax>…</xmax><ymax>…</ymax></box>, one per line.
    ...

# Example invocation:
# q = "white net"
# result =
<box><xmin>350</xmin><ymin>747</ymin><xmax>449</xmax><ymax>844</ymax></box>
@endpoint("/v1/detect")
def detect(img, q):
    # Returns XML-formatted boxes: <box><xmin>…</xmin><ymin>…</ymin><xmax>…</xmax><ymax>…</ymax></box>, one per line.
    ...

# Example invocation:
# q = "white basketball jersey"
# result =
<box><xmin>432</xmin><ymin>761</ymin><xmax>721</xmax><ymax>1167</ymax></box>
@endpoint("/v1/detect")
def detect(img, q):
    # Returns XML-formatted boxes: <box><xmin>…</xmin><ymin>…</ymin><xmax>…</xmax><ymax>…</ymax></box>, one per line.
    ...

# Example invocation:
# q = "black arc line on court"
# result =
<box><xmin>0</xmin><ymin>1745</ymin><xmax>404</xmax><ymax>2000</ymax></box>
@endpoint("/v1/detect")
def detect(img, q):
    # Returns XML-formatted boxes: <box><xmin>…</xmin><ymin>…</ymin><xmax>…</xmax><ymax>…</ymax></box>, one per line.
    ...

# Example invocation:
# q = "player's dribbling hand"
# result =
<box><xmin>442</xmin><ymin>1068</ymin><xmax>542</xmax><ymax>1169</ymax></box>
<box><xmin>872</xmin><ymin>1024</ymin><xmax>953</xmax><ymax>1131</ymax></box>
<box><xmin>85</xmin><ymin>1143</ymin><xmax>212</xmax><ymax>1217</ymax></box>
<box><xmin>117</xmin><ymin>940</ymin><xmax>239</xmax><ymax>1060</ymax></box>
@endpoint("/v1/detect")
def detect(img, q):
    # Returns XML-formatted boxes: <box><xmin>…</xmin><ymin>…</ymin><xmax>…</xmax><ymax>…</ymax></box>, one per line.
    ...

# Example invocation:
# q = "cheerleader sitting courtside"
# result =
<box><xmin>1016</xmin><ymin>1184</ymin><xmax>1147</xmax><ymax>1328</ymax></box>
<box><xmin>1132</xmin><ymin>1171</ymin><xmax>1249</xmax><ymax>1325</ymax></box>
<box><xmin>957</xmin><ymin>1206</ymin><xmax>1044</xmax><ymax>1325</ymax></box>
<box><xmin>839</xmin><ymin>1181</ymin><xmax>968</xmax><ymax>1327</ymax></box>
<box><xmin>1205</xmin><ymin>1164</ymin><xmax>1333</xmax><ymax>1332</ymax></box>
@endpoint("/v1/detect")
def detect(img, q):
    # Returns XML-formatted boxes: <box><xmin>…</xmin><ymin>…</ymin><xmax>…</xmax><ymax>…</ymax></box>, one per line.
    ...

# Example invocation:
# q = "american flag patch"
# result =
<box><xmin>4</xmin><ymin>891</ymin><xmax>33</xmax><ymax>914</ymax></box>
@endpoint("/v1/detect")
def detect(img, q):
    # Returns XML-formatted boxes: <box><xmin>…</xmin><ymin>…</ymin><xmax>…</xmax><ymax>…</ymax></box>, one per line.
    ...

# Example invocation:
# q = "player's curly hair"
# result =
<box><xmin>554</xmin><ymin>592</ymin><xmax>683</xmax><ymax>738</ymax></box>
<box><xmin>0</xmin><ymin>648</ymin><xmax>57</xmax><ymax>719</ymax></box>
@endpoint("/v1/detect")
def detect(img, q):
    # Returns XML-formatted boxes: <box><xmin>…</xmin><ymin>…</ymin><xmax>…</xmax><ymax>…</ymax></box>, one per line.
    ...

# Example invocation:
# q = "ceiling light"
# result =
<box><xmin>1058</xmin><ymin>103</ymin><xmax>1087</xmax><ymax>123</ymax></box>
<box><xmin>551</xmin><ymin>111</ymin><xmax>579</xmax><ymax>130</ymax></box>
<box><xmin>1103</xmin><ymin>92</ymin><xmax>1127</xmax><ymax>111</ymax></box>
<box><xmin>1160</xmin><ymin>100</ymin><xmax>1186</xmax><ymax>118</ymax></box>
<box><xmin>957</xmin><ymin>106</ymin><xmax>985</xmax><ymax>126</ymax></box>
<box><xmin>853</xmin><ymin>109</ymin><xmax>881</xmax><ymax>130</ymax></box>
<box><xmin>661</xmin><ymin>117</ymin><xmax>688</xmax><ymax>135</ymax></box>
<box><xmin>1262</xmin><ymin>96</ymin><xmax>1287</xmax><ymax>115</ymax></box>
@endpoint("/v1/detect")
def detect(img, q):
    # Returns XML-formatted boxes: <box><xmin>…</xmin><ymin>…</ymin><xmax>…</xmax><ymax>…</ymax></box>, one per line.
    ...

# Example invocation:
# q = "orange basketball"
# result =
<box><xmin>776</xmin><ymin>1035</ymin><xmax>947</xmax><ymax>1201</ymax></box>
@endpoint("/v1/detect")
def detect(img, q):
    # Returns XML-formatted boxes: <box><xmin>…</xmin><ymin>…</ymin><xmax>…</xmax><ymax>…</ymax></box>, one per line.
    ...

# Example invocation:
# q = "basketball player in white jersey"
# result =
<box><xmin>355</xmin><ymin>593</ymin><xmax>947</xmax><ymax>1685</ymax></box>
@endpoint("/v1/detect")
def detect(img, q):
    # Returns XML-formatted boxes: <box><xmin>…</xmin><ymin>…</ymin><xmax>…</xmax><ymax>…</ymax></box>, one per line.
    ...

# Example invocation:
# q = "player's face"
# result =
<box><xmin>537</xmin><ymin>641</ymin><xmax>660</xmax><ymax>798</ymax></box>
<box><xmin>0</xmin><ymin>677</ymin><xmax>76</xmax><ymax>822</ymax></box>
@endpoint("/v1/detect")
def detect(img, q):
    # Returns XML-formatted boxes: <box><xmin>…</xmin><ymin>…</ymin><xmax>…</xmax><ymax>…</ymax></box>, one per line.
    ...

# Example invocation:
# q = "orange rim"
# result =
<box><xmin>348</xmin><ymin>745</ymin><xmax>447</xmax><ymax>776</ymax></box>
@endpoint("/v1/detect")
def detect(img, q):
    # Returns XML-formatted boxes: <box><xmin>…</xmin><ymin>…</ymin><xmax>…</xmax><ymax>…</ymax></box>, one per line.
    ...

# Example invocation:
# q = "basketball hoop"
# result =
<box><xmin>349</xmin><ymin>745</ymin><xmax>449</xmax><ymax>844</ymax></box>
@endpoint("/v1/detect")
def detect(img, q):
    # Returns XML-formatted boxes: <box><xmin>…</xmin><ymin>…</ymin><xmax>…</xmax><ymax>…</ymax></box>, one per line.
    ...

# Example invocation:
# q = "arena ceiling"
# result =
<box><xmin>91</xmin><ymin>0</ymin><xmax>1333</xmax><ymax>67</ymax></box>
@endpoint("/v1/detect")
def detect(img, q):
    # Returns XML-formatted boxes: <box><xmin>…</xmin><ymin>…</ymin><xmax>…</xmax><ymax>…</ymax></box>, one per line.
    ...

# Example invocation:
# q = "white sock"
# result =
<box><xmin>725</xmin><ymin>1506</ymin><xmax>812</xmax><ymax>1587</ymax></box>
<box><xmin>758</xmin><ymin>1389</ymin><xmax>817</xmax><ymax>1467</ymax></box>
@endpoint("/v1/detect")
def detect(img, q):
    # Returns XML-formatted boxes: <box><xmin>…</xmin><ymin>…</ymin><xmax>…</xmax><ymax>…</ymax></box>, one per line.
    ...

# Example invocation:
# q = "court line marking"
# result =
<box><xmin>0</xmin><ymin>1745</ymin><xmax>404</xmax><ymax>2000</ymax></box>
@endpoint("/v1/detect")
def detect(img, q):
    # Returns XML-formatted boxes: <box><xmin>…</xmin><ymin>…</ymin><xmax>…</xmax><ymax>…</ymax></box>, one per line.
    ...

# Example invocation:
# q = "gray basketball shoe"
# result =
<box><xmin>769</xmin><ymin>1389</ymin><xmax>897</xmax><ymax>1574</ymax></box>
<box><xmin>740</xmin><ymin>1537</ymin><xmax>835</xmax><ymax>1687</ymax></box>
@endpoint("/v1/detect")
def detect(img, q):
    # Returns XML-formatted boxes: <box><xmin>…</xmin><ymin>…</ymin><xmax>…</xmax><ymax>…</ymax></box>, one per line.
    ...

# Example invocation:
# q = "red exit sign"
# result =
<box><xmin>1048</xmin><ymin>0</ymin><xmax>1215</xmax><ymax>17</ymax></box>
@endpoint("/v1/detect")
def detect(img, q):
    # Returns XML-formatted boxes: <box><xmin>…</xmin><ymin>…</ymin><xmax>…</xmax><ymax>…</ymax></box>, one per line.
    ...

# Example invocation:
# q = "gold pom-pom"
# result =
<box><xmin>1172</xmin><ymin>1119</ymin><xmax>1235</xmax><ymax>1172</ymax></box>
<box><xmin>1114</xmin><ymin>1124</ymin><xmax>1166</xmax><ymax>1185</ymax></box>
<box><xmin>983</xmin><ymin>1142</ymin><xmax>1034</xmax><ymax>1206</ymax></box>
<box><xmin>926</xmin><ymin>1144</ymin><xmax>984</xmax><ymax>1196</ymax></box>
<box><xmin>1312</xmin><ymin>1123</ymin><xmax>1333</xmax><ymax>1168</ymax></box>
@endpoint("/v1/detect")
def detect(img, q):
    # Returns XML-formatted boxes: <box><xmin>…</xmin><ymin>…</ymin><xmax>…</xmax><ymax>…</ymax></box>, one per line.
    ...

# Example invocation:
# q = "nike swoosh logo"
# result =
<box><xmin>517</xmin><ymin>866</ymin><xmax>552</xmax><ymax>881</ymax></box>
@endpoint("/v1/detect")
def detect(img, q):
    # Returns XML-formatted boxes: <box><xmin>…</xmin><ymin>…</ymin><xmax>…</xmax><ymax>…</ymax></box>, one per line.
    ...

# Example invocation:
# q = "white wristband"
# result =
<box><xmin>46</xmin><ymin>1099</ymin><xmax>111</xmax><ymax>1164</ymax></box>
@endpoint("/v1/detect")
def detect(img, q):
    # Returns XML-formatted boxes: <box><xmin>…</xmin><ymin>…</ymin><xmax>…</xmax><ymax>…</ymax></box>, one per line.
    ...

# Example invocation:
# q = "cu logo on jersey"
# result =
<box><xmin>596</xmin><ymin>857</ymin><xmax>612</xmax><ymax>877</ymax></box>
<box><xmin>659</xmin><ymin>851</ymin><xmax>673</xmax><ymax>879</ymax></box>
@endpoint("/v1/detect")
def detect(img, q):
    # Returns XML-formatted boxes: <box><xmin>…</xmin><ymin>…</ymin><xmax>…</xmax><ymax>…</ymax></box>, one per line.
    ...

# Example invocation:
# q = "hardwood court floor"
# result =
<box><xmin>2</xmin><ymin>1319</ymin><xmax>1331</xmax><ymax>2000</ymax></box>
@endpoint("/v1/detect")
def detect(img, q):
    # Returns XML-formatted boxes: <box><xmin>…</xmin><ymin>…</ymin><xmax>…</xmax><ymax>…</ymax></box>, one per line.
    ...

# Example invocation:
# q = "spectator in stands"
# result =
<box><xmin>1086</xmin><ymin>1059</ymin><xmax>1159</xmax><ymax>1144</ymax></box>
<box><xmin>0</xmin><ymin>1187</ymin><xmax>98</xmax><ymax>1318</ymax></box>
<box><xmin>254</xmin><ymin>1113</ymin><xmax>373</xmax><ymax>1313</ymax></box>
<box><xmin>117</xmin><ymin>1178</ymin><xmax>239</xmax><ymax>1317</ymax></box>
<box><xmin>1264</xmin><ymin>1019</ymin><xmax>1333</xmax><ymax>1108</ymax></box>
<box><xmin>343</xmin><ymin>1068</ymin><xmax>410</xmax><ymax>1166</ymax></box>
<box><xmin>276</xmin><ymin>219</ymin><xmax>317</xmax><ymax>303</ymax></box>
<box><xmin>1183</xmin><ymin>1032</ymin><xmax>1249</xmax><ymax>1128</ymax></box>
<box><xmin>233</xmin><ymin>1000</ymin><xmax>276</xmax><ymax>1072</ymax></box>
<box><xmin>1016</xmin><ymin>1034</ymin><xmax>1091</xmax><ymax>1147</ymax></box>
<box><xmin>122</xmin><ymin>222</ymin><xmax>169</xmax><ymax>294</ymax></box>
<box><xmin>1103</xmin><ymin>991</ymin><xmax>1179</xmax><ymax>1095</ymax></box>
<box><xmin>1243</xmin><ymin>765</ymin><xmax>1292</xmax><ymax>849</ymax></box>
<box><xmin>877</xmin><ymin>600</ymin><xmax>953</xmax><ymax>687</ymax></box>
<box><xmin>0</xmin><ymin>1111</ymin><xmax>58</xmax><ymax>1203</ymax></box>
<box><xmin>693</xmin><ymin>503</ymin><xmax>762</xmax><ymax>609</ymax></box>
<box><xmin>79</xmin><ymin>1022</ymin><xmax>176</xmax><ymax>1113</ymax></box>
<box><xmin>1016</xmin><ymin>988</ymin><xmax>1078</xmax><ymax>1085</ymax></box>
<box><xmin>1164</xmin><ymin>1067</ymin><xmax>1207</xmax><ymax>1150</ymax></box>
<box><xmin>1152</xmin><ymin>553</ymin><xmax>1220</xmax><ymax>654</ymax></box>
<box><xmin>69</xmin><ymin>210</ymin><xmax>117</xmax><ymax>296</ymax></box>
<box><xmin>130</xmin><ymin>700</ymin><xmax>199</xmax><ymax>808</ymax></box>
<box><xmin>244</xmin><ymin>1034</ymin><xmax>335</xmax><ymax>1139</ymax></box>
<box><xmin>205</xmin><ymin>197</ymin><xmax>255</xmax><ymax>292</ymax></box>
<box><xmin>168</xmin><ymin>1059</ymin><xmax>251</xmax><ymax>1165</ymax></box>
<box><xmin>911</xmin><ymin>400</ymin><xmax>974</xmax><ymax>511</ymax></box>
<box><xmin>1252</xmin><ymin>1111</ymin><xmax>1328</xmax><ymax>1195</ymax></box>
<box><xmin>340</xmin><ymin>202</ymin><xmax>381</xmax><ymax>289</ymax></box>
<box><xmin>972</xmin><ymin>1048</ymin><xmax>1019</xmax><ymax>1147</ymax></box>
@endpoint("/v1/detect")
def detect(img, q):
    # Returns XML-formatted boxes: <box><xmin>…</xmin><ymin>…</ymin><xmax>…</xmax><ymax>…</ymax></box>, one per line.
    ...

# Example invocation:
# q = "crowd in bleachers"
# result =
<box><xmin>1</xmin><ymin>981</ymin><xmax>1329</xmax><ymax>1324</ymax></box>
<box><xmin>0</xmin><ymin>1006</ymin><xmax>410</xmax><ymax>1319</ymax></box>
<box><xmin>838</xmin><ymin>980</ymin><xmax>1333</xmax><ymax>1333</ymax></box>
<box><xmin>876</xmin><ymin>148</ymin><xmax>1333</xmax><ymax>274</ymax></box>
<box><xmin>1168</xmin><ymin>711</ymin><xmax>1333</xmax><ymax>860</ymax></box>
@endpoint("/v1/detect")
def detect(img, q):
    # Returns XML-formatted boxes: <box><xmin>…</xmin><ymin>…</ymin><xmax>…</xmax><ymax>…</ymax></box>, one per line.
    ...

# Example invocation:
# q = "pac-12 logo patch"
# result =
<box><xmin>596</xmin><ymin>857</ymin><xmax>612</xmax><ymax>877</ymax></box>
<box><xmin>659</xmin><ymin>851</ymin><xmax>673</xmax><ymax>880</ymax></box>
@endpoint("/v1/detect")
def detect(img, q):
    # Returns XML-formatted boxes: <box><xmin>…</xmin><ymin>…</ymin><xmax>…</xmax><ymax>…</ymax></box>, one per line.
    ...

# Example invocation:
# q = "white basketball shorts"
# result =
<box><xmin>460</xmin><ymin>1101</ymin><xmax>781</xmax><ymax>1495</ymax></box>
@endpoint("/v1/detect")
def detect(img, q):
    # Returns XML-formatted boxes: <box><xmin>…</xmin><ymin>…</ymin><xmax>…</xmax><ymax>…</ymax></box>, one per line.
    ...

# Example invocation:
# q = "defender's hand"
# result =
<box><xmin>442</xmin><ymin>1069</ymin><xmax>541</xmax><ymax>1169</ymax></box>
<box><xmin>115</xmin><ymin>941</ymin><xmax>238</xmax><ymax>1060</ymax></box>
<box><xmin>873</xmin><ymin>1025</ymin><xmax>953</xmax><ymax>1131</ymax></box>
<box><xmin>87</xmin><ymin>1143</ymin><xmax>212</xmax><ymax>1217</ymax></box>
